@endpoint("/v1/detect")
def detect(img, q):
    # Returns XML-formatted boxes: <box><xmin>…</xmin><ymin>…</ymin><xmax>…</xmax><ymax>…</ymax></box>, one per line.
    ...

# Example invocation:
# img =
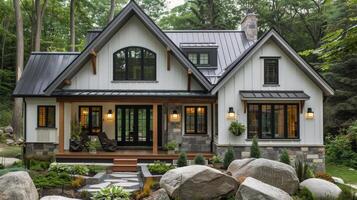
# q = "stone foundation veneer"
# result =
<box><xmin>25</xmin><ymin>142</ymin><xmax>58</xmax><ymax>159</ymax></box>
<box><xmin>214</xmin><ymin>144</ymin><xmax>325</xmax><ymax>172</ymax></box>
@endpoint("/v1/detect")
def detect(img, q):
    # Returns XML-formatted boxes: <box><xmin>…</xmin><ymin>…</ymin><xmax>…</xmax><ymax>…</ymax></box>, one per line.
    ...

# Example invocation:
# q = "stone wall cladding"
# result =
<box><xmin>25</xmin><ymin>142</ymin><xmax>58</xmax><ymax>159</ymax></box>
<box><xmin>214</xmin><ymin>144</ymin><xmax>325</xmax><ymax>172</ymax></box>
<box><xmin>181</xmin><ymin>135</ymin><xmax>211</xmax><ymax>152</ymax></box>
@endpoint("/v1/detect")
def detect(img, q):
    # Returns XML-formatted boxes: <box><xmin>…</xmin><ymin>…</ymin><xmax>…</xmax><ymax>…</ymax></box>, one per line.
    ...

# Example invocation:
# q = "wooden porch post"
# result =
<box><xmin>58</xmin><ymin>101</ymin><xmax>64</xmax><ymax>153</ymax></box>
<box><xmin>153</xmin><ymin>103</ymin><xmax>158</xmax><ymax>154</ymax></box>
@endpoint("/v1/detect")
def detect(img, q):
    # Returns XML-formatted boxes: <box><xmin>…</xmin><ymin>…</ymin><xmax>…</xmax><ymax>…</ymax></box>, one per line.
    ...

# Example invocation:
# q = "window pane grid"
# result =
<box><xmin>185</xmin><ymin>106</ymin><xmax>207</xmax><ymax>134</ymax></box>
<box><xmin>264</xmin><ymin>59</ymin><xmax>279</xmax><ymax>84</ymax></box>
<box><xmin>38</xmin><ymin>106</ymin><xmax>55</xmax><ymax>128</ymax></box>
<box><xmin>199</xmin><ymin>53</ymin><xmax>209</xmax><ymax>65</ymax></box>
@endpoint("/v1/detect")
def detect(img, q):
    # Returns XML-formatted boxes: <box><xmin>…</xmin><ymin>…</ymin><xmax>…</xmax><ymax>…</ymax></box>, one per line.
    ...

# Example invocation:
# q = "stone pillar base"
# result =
<box><xmin>25</xmin><ymin>142</ymin><xmax>58</xmax><ymax>160</ymax></box>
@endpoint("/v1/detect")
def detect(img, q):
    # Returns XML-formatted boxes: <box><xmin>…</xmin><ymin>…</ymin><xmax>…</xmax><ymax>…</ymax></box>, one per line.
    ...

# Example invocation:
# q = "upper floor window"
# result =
<box><xmin>264</xmin><ymin>58</ymin><xmax>279</xmax><ymax>85</ymax></box>
<box><xmin>187</xmin><ymin>52</ymin><xmax>210</xmax><ymax>66</ymax></box>
<box><xmin>113</xmin><ymin>47</ymin><xmax>156</xmax><ymax>81</ymax></box>
<box><xmin>38</xmin><ymin>106</ymin><xmax>56</xmax><ymax>128</ymax></box>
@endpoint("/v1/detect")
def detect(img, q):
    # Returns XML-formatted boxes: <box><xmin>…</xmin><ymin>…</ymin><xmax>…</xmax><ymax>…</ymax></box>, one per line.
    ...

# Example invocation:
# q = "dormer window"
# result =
<box><xmin>181</xmin><ymin>43</ymin><xmax>218</xmax><ymax>68</ymax></box>
<box><xmin>187</xmin><ymin>52</ymin><xmax>209</xmax><ymax>65</ymax></box>
<box><xmin>263</xmin><ymin>57</ymin><xmax>279</xmax><ymax>85</ymax></box>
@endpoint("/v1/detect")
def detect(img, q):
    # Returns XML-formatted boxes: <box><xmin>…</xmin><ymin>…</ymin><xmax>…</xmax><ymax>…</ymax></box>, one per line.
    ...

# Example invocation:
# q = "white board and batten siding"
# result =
<box><xmin>217</xmin><ymin>40</ymin><xmax>324</xmax><ymax>146</ymax></box>
<box><xmin>65</xmin><ymin>16</ymin><xmax>203</xmax><ymax>91</ymax></box>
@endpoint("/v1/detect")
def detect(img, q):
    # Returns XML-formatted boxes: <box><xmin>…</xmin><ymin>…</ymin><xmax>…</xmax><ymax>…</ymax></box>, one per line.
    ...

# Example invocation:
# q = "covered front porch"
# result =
<box><xmin>55</xmin><ymin>92</ymin><xmax>217</xmax><ymax>160</ymax></box>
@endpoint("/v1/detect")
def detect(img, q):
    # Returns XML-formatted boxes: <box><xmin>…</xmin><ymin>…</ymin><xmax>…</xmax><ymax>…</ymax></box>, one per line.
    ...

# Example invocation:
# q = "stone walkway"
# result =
<box><xmin>78</xmin><ymin>172</ymin><xmax>141</xmax><ymax>194</ymax></box>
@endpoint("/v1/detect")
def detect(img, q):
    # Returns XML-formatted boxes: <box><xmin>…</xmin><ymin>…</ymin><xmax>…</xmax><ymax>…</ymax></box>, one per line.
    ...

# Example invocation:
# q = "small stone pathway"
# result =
<box><xmin>79</xmin><ymin>172</ymin><xmax>141</xmax><ymax>194</ymax></box>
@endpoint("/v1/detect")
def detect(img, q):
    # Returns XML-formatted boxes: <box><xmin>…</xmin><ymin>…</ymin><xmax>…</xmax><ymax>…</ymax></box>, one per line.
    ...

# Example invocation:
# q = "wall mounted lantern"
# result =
<box><xmin>169</xmin><ymin>110</ymin><xmax>181</xmax><ymax>122</ymax></box>
<box><xmin>306</xmin><ymin>107</ymin><xmax>314</xmax><ymax>119</ymax></box>
<box><xmin>227</xmin><ymin>107</ymin><xmax>236</xmax><ymax>120</ymax></box>
<box><xmin>107</xmin><ymin>109</ymin><xmax>113</xmax><ymax>120</ymax></box>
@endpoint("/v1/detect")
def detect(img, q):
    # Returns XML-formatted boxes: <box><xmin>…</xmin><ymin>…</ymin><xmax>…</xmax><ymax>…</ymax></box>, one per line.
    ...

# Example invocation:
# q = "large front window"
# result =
<box><xmin>248</xmin><ymin>103</ymin><xmax>299</xmax><ymax>139</ymax></box>
<box><xmin>113</xmin><ymin>47</ymin><xmax>156</xmax><ymax>81</ymax></box>
<box><xmin>79</xmin><ymin>106</ymin><xmax>102</xmax><ymax>134</ymax></box>
<box><xmin>185</xmin><ymin>106</ymin><xmax>207</xmax><ymax>134</ymax></box>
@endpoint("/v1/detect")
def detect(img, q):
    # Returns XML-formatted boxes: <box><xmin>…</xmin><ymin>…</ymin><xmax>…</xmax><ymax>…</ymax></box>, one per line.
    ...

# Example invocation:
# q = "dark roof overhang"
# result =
<box><xmin>240</xmin><ymin>90</ymin><xmax>310</xmax><ymax>101</ymax></box>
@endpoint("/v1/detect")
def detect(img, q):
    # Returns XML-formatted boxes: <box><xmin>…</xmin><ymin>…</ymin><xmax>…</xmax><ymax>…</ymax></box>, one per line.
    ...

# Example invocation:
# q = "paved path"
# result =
<box><xmin>78</xmin><ymin>172</ymin><xmax>141</xmax><ymax>194</ymax></box>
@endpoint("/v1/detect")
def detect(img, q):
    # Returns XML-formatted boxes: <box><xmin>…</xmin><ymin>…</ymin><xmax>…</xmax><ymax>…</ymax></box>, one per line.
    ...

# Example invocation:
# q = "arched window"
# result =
<box><xmin>113</xmin><ymin>47</ymin><xmax>156</xmax><ymax>81</ymax></box>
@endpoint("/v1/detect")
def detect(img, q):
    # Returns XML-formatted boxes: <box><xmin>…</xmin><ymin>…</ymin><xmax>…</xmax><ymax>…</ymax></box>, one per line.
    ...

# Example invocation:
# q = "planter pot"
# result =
<box><xmin>69</xmin><ymin>139</ymin><xmax>83</xmax><ymax>152</ymax></box>
<box><xmin>213</xmin><ymin>163</ymin><xmax>223</xmax><ymax>169</ymax></box>
<box><xmin>167</xmin><ymin>150</ymin><xmax>175</xmax><ymax>155</ymax></box>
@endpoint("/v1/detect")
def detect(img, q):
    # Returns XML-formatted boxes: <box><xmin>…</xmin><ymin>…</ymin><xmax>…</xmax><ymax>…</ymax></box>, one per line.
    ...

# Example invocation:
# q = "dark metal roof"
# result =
<box><xmin>52</xmin><ymin>89</ymin><xmax>215</xmax><ymax>97</ymax></box>
<box><xmin>240</xmin><ymin>90</ymin><xmax>310</xmax><ymax>100</ymax></box>
<box><xmin>13</xmin><ymin>52</ymin><xmax>79</xmax><ymax>96</ymax></box>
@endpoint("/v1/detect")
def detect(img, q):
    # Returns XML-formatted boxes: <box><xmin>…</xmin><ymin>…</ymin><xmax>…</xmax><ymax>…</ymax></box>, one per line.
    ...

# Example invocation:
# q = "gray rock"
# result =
<box><xmin>40</xmin><ymin>196</ymin><xmax>80</xmax><ymax>200</ymax></box>
<box><xmin>5</xmin><ymin>138</ymin><xmax>14</xmax><ymax>145</ymax></box>
<box><xmin>4</xmin><ymin>126</ymin><xmax>13</xmax><ymax>134</ymax></box>
<box><xmin>227</xmin><ymin>158</ymin><xmax>299</xmax><ymax>195</ymax></box>
<box><xmin>0</xmin><ymin>157</ymin><xmax>21</xmax><ymax>167</ymax></box>
<box><xmin>236</xmin><ymin>177</ymin><xmax>293</xmax><ymax>200</ymax></box>
<box><xmin>160</xmin><ymin>165</ymin><xmax>238</xmax><ymax>200</ymax></box>
<box><xmin>300</xmin><ymin>178</ymin><xmax>342</xmax><ymax>200</ymax></box>
<box><xmin>144</xmin><ymin>188</ymin><xmax>170</xmax><ymax>200</ymax></box>
<box><xmin>332</xmin><ymin>176</ymin><xmax>344</xmax><ymax>184</ymax></box>
<box><xmin>0</xmin><ymin>171</ymin><xmax>38</xmax><ymax>200</ymax></box>
<box><xmin>0</xmin><ymin>129</ymin><xmax>4</xmax><ymax>135</ymax></box>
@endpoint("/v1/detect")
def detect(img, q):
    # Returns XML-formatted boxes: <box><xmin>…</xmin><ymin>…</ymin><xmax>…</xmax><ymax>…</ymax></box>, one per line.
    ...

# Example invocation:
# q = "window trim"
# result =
<box><xmin>187</xmin><ymin>52</ymin><xmax>211</xmax><ymax>67</ymax></box>
<box><xmin>37</xmin><ymin>105</ymin><xmax>56</xmax><ymax>128</ymax></box>
<box><xmin>184</xmin><ymin>106</ymin><xmax>208</xmax><ymax>135</ymax></box>
<box><xmin>264</xmin><ymin>58</ymin><xmax>279</xmax><ymax>85</ymax></box>
<box><xmin>247</xmin><ymin>103</ymin><xmax>299</xmax><ymax>140</ymax></box>
<box><xmin>78</xmin><ymin>106</ymin><xmax>103</xmax><ymax>135</ymax></box>
<box><xmin>113</xmin><ymin>46</ymin><xmax>157</xmax><ymax>81</ymax></box>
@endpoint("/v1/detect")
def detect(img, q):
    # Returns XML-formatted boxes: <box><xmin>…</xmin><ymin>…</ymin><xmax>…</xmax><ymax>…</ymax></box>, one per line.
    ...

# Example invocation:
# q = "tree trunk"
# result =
<box><xmin>13</xmin><ymin>0</ymin><xmax>24</xmax><ymax>139</ymax></box>
<box><xmin>32</xmin><ymin>0</ymin><xmax>47</xmax><ymax>51</ymax></box>
<box><xmin>108</xmin><ymin>0</ymin><xmax>115</xmax><ymax>23</ymax></box>
<box><xmin>70</xmin><ymin>0</ymin><xmax>75</xmax><ymax>51</ymax></box>
<box><xmin>1</xmin><ymin>18</ymin><xmax>9</xmax><ymax>69</ymax></box>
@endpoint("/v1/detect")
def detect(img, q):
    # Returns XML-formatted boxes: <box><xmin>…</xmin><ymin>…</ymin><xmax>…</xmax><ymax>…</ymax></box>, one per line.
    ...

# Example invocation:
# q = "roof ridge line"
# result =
<box><xmin>164</xmin><ymin>30</ymin><xmax>245</xmax><ymax>33</ymax></box>
<box><xmin>31</xmin><ymin>52</ymin><xmax>80</xmax><ymax>55</ymax></box>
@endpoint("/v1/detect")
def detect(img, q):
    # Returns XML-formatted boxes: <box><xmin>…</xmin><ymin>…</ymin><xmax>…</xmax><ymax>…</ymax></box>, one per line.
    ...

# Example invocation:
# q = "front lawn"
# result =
<box><xmin>326</xmin><ymin>163</ymin><xmax>357</xmax><ymax>184</ymax></box>
<box><xmin>0</xmin><ymin>145</ymin><xmax>22</xmax><ymax>158</ymax></box>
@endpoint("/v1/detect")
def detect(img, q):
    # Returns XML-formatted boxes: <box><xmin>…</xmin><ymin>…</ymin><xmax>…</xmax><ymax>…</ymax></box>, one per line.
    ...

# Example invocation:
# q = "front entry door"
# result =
<box><xmin>115</xmin><ymin>105</ymin><xmax>161</xmax><ymax>146</ymax></box>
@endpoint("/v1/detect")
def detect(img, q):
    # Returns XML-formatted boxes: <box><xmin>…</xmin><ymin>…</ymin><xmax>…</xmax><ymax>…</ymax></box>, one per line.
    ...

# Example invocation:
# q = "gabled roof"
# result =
<box><xmin>43</xmin><ymin>0</ymin><xmax>212</xmax><ymax>95</ymax></box>
<box><xmin>13</xmin><ymin>52</ymin><xmax>79</xmax><ymax>96</ymax></box>
<box><xmin>210</xmin><ymin>29</ymin><xmax>335</xmax><ymax>96</ymax></box>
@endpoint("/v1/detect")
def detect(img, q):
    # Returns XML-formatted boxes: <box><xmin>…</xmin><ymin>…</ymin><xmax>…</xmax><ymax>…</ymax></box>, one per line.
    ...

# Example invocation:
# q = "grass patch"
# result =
<box><xmin>0</xmin><ymin>146</ymin><xmax>22</xmax><ymax>158</ymax></box>
<box><xmin>326</xmin><ymin>163</ymin><xmax>357</xmax><ymax>184</ymax></box>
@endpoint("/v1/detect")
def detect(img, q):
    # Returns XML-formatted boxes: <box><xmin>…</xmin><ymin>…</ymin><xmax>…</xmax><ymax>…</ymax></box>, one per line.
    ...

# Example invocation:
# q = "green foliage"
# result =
<box><xmin>326</xmin><ymin>132</ymin><xmax>357</xmax><ymax>168</ymax></box>
<box><xmin>211</xmin><ymin>155</ymin><xmax>223</xmax><ymax>164</ymax></box>
<box><xmin>70</xmin><ymin>120</ymin><xmax>81</xmax><ymax>140</ymax></box>
<box><xmin>223</xmin><ymin>147</ymin><xmax>235</xmax><ymax>169</ymax></box>
<box><xmin>326</xmin><ymin>163</ymin><xmax>357</xmax><ymax>184</ymax></box>
<box><xmin>279</xmin><ymin>149</ymin><xmax>291</xmax><ymax>165</ymax></box>
<box><xmin>0</xmin><ymin>97</ymin><xmax>12</xmax><ymax>127</ymax></box>
<box><xmin>294</xmin><ymin>159</ymin><xmax>314</xmax><ymax>182</ymax></box>
<box><xmin>194</xmin><ymin>154</ymin><xmax>205</xmax><ymax>165</ymax></box>
<box><xmin>177</xmin><ymin>152</ymin><xmax>188</xmax><ymax>167</ymax></box>
<box><xmin>92</xmin><ymin>186</ymin><xmax>130</xmax><ymax>200</ymax></box>
<box><xmin>32</xmin><ymin>171</ymin><xmax>72</xmax><ymax>189</ymax></box>
<box><xmin>229</xmin><ymin>121</ymin><xmax>246</xmax><ymax>136</ymax></box>
<box><xmin>296</xmin><ymin>187</ymin><xmax>315</xmax><ymax>200</ymax></box>
<box><xmin>336</xmin><ymin>183</ymin><xmax>357</xmax><ymax>200</ymax></box>
<box><xmin>250</xmin><ymin>136</ymin><xmax>260</xmax><ymax>158</ymax></box>
<box><xmin>86</xmin><ymin>140</ymin><xmax>97</xmax><ymax>152</ymax></box>
<box><xmin>165</xmin><ymin>140</ymin><xmax>177</xmax><ymax>151</ymax></box>
<box><xmin>48</xmin><ymin>163</ymin><xmax>89</xmax><ymax>175</ymax></box>
<box><xmin>0</xmin><ymin>146</ymin><xmax>21</xmax><ymax>158</ymax></box>
<box><xmin>30</xmin><ymin>160</ymin><xmax>50</xmax><ymax>171</ymax></box>
<box><xmin>148</xmin><ymin>161</ymin><xmax>175</xmax><ymax>175</ymax></box>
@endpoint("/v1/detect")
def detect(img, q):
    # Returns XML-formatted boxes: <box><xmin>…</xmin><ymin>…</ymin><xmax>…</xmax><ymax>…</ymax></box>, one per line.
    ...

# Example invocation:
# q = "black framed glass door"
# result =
<box><xmin>115</xmin><ymin>105</ymin><xmax>161</xmax><ymax>146</ymax></box>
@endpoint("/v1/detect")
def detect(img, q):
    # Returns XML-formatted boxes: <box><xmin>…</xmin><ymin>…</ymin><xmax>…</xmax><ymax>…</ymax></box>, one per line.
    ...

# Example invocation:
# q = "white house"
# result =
<box><xmin>13</xmin><ymin>1</ymin><xmax>333</xmax><ymax>171</ymax></box>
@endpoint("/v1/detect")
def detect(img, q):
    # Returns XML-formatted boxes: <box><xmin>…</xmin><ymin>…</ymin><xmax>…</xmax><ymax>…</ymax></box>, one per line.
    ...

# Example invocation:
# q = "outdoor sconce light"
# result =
<box><xmin>107</xmin><ymin>109</ymin><xmax>113</xmax><ymax>120</ymax></box>
<box><xmin>227</xmin><ymin>107</ymin><xmax>236</xmax><ymax>120</ymax></box>
<box><xmin>169</xmin><ymin>110</ymin><xmax>181</xmax><ymax>122</ymax></box>
<box><xmin>306</xmin><ymin>107</ymin><xmax>314</xmax><ymax>119</ymax></box>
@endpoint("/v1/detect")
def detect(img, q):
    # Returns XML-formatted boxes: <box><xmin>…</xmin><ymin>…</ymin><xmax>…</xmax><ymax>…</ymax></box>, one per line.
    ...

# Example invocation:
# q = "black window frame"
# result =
<box><xmin>78</xmin><ymin>106</ymin><xmax>103</xmax><ymax>135</ymax></box>
<box><xmin>113</xmin><ymin>46</ymin><xmax>156</xmax><ymax>81</ymax></box>
<box><xmin>37</xmin><ymin>105</ymin><xmax>56</xmax><ymax>128</ymax></box>
<box><xmin>264</xmin><ymin>58</ymin><xmax>279</xmax><ymax>85</ymax></box>
<box><xmin>247</xmin><ymin>103</ymin><xmax>299</xmax><ymax>139</ymax></box>
<box><xmin>182</xmin><ymin>47</ymin><xmax>218</xmax><ymax>68</ymax></box>
<box><xmin>184</xmin><ymin>106</ymin><xmax>208</xmax><ymax>135</ymax></box>
<box><xmin>187</xmin><ymin>52</ymin><xmax>210</xmax><ymax>66</ymax></box>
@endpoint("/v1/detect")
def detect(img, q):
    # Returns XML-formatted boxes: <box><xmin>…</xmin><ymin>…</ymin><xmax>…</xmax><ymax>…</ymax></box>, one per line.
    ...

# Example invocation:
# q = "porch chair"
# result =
<box><xmin>98</xmin><ymin>132</ymin><xmax>118</xmax><ymax>152</ymax></box>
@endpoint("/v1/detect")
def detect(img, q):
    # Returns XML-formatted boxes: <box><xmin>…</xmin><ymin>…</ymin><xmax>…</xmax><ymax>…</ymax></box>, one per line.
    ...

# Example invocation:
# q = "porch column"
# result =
<box><xmin>58</xmin><ymin>101</ymin><xmax>64</xmax><ymax>153</ymax></box>
<box><xmin>153</xmin><ymin>103</ymin><xmax>158</xmax><ymax>154</ymax></box>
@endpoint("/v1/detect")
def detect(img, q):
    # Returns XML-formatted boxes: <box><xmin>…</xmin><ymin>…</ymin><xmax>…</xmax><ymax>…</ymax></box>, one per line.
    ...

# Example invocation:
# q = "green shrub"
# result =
<box><xmin>48</xmin><ymin>163</ymin><xmax>89</xmax><ymax>175</ymax></box>
<box><xmin>337</xmin><ymin>183</ymin><xmax>356</xmax><ymax>200</ymax></box>
<box><xmin>0</xmin><ymin>99</ymin><xmax>12</xmax><ymax>127</ymax></box>
<box><xmin>295</xmin><ymin>159</ymin><xmax>314</xmax><ymax>182</ymax></box>
<box><xmin>30</xmin><ymin>160</ymin><xmax>50</xmax><ymax>171</ymax></box>
<box><xmin>296</xmin><ymin>187</ymin><xmax>315</xmax><ymax>200</ymax></box>
<box><xmin>177</xmin><ymin>152</ymin><xmax>188</xmax><ymax>167</ymax></box>
<box><xmin>80</xmin><ymin>190</ymin><xmax>92</xmax><ymax>200</ymax></box>
<box><xmin>92</xmin><ymin>186</ymin><xmax>130</xmax><ymax>200</ymax></box>
<box><xmin>250</xmin><ymin>136</ymin><xmax>260</xmax><ymax>158</ymax></box>
<box><xmin>194</xmin><ymin>154</ymin><xmax>206</xmax><ymax>165</ymax></box>
<box><xmin>229</xmin><ymin>121</ymin><xmax>246</xmax><ymax>136</ymax></box>
<box><xmin>223</xmin><ymin>147</ymin><xmax>235</xmax><ymax>169</ymax></box>
<box><xmin>280</xmin><ymin>149</ymin><xmax>291</xmax><ymax>165</ymax></box>
<box><xmin>148</xmin><ymin>161</ymin><xmax>174</xmax><ymax>175</ymax></box>
<box><xmin>165</xmin><ymin>141</ymin><xmax>177</xmax><ymax>151</ymax></box>
<box><xmin>32</xmin><ymin>171</ymin><xmax>72</xmax><ymax>189</ymax></box>
<box><xmin>326</xmin><ymin>133</ymin><xmax>357</xmax><ymax>168</ymax></box>
<box><xmin>211</xmin><ymin>155</ymin><xmax>223</xmax><ymax>164</ymax></box>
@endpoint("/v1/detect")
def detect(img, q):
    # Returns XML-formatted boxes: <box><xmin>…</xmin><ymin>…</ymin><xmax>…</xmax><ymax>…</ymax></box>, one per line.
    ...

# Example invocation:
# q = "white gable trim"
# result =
<box><xmin>211</xmin><ymin>29</ymin><xmax>334</xmax><ymax>96</ymax></box>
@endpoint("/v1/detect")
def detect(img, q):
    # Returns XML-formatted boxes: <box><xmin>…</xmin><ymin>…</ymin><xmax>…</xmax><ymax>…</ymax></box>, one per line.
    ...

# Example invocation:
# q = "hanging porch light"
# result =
<box><xmin>227</xmin><ymin>107</ymin><xmax>236</xmax><ymax>120</ymax></box>
<box><xmin>306</xmin><ymin>107</ymin><xmax>314</xmax><ymax>119</ymax></box>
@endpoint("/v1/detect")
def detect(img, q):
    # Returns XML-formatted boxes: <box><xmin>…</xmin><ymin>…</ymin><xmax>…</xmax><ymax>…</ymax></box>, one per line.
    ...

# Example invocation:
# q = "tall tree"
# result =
<box><xmin>138</xmin><ymin>0</ymin><xmax>167</xmax><ymax>22</ymax></box>
<box><xmin>12</xmin><ymin>0</ymin><xmax>24</xmax><ymax>138</ymax></box>
<box><xmin>32</xmin><ymin>0</ymin><xmax>47</xmax><ymax>51</ymax></box>
<box><xmin>70</xmin><ymin>0</ymin><xmax>75</xmax><ymax>51</ymax></box>
<box><xmin>108</xmin><ymin>0</ymin><xmax>116</xmax><ymax>23</ymax></box>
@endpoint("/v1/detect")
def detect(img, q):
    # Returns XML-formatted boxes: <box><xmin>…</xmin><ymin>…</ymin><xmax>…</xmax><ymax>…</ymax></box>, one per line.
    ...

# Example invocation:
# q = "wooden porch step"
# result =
<box><xmin>112</xmin><ymin>159</ymin><xmax>138</xmax><ymax>172</ymax></box>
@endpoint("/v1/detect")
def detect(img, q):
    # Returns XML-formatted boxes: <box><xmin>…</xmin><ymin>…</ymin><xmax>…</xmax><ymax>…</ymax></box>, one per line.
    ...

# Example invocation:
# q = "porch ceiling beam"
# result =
<box><xmin>90</xmin><ymin>50</ymin><xmax>97</xmax><ymax>75</ymax></box>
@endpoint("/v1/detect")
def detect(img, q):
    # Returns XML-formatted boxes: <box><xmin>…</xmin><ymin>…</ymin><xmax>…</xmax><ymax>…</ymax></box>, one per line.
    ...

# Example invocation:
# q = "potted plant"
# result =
<box><xmin>69</xmin><ymin>120</ymin><xmax>83</xmax><ymax>152</ymax></box>
<box><xmin>86</xmin><ymin>140</ymin><xmax>97</xmax><ymax>154</ymax></box>
<box><xmin>211</xmin><ymin>155</ymin><xmax>223</xmax><ymax>169</ymax></box>
<box><xmin>165</xmin><ymin>141</ymin><xmax>177</xmax><ymax>154</ymax></box>
<box><xmin>229</xmin><ymin>121</ymin><xmax>246</xmax><ymax>136</ymax></box>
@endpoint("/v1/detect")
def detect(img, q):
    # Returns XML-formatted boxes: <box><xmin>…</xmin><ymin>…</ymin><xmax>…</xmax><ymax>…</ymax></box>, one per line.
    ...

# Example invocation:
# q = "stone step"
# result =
<box><xmin>113</xmin><ymin>159</ymin><xmax>138</xmax><ymax>165</ymax></box>
<box><xmin>89</xmin><ymin>182</ymin><xmax>111</xmax><ymax>189</ymax></box>
<box><xmin>110</xmin><ymin>173</ymin><xmax>138</xmax><ymax>178</ymax></box>
<box><xmin>112</xmin><ymin>182</ymin><xmax>140</xmax><ymax>188</ymax></box>
<box><xmin>112</xmin><ymin>164</ymin><xmax>137</xmax><ymax>172</ymax></box>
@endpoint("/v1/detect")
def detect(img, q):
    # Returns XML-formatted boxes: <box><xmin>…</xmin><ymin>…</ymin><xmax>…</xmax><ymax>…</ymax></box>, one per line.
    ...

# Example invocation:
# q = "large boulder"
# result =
<box><xmin>227</xmin><ymin>158</ymin><xmax>299</xmax><ymax>194</ymax></box>
<box><xmin>5</xmin><ymin>138</ymin><xmax>14</xmax><ymax>145</ymax></box>
<box><xmin>0</xmin><ymin>171</ymin><xmax>38</xmax><ymax>200</ymax></box>
<box><xmin>0</xmin><ymin>157</ymin><xmax>21</xmax><ymax>167</ymax></box>
<box><xmin>143</xmin><ymin>188</ymin><xmax>170</xmax><ymax>200</ymax></box>
<box><xmin>300</xmin><ymin>178</ymin><xmax>342</xmax><ymax>199</ymax></box>
<box><xmin>4</xmin><ymin>126</ymin><xmax>13</xmax><ymax>134</ymax></box>
<box><xmin>160</xmin><ymin>165</ymin><xmax>238</xmax><ymax>200</ymax></box>
<box><xmin>236</xmin><ymin>177</ymin><xmax>292</xmax><ymax>200</ymax></box>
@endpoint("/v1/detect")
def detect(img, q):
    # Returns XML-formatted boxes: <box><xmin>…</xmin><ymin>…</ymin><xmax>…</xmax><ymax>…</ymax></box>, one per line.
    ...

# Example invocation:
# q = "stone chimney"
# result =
<box><xmin>241</xmin><ymin>12</ymin><xmax>258</xmax><ymax>41</ymax></box>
